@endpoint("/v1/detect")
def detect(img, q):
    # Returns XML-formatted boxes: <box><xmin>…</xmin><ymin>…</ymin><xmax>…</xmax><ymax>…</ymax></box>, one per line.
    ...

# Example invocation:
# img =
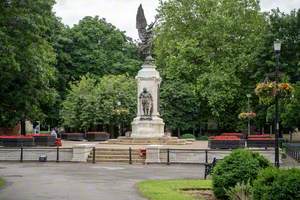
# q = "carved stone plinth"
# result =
<box><xmin>131</xmin><ymin>116</ymin><xmax>165</xmax><ymax>138</ymax></box>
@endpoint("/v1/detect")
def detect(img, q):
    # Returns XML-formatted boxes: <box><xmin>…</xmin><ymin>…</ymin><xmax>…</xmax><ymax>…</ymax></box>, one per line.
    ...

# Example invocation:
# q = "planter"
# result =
<box><xmin>32</xmin><ymin>135</ymin><xmax>56</xmax><ymax>146</ymax></box>
<box><xmin>61</xmin><ymin>133</ymin><xmax>85</xmax><ymax>141</ymax></box>
<box><xmin>248</xmin><ymin>134</ymin><xmax>272</xmax><ymax>139</ymax></box>
<box><xmin>209</xmin><ymin>139</ymin><xmax>245</xmax><ymax>149</ymax></box>
<box><xmin>247</xmin><ymin>138</ymin><xmax>275</xmax><ymax>148</ymax></box>
<box><xmin>85</xmin><ymin>132</ymin><xmax>110</xmax><ymax>141</ymax></box>
<box><xmin>0</xmin><ymin>136</ymin><xmax>34</xmax><ymax>147</ymax></box>
<box><xmin>221</xmin><ymin>133</ymin><xmax>246</xmax><ymax>139</ymax></box>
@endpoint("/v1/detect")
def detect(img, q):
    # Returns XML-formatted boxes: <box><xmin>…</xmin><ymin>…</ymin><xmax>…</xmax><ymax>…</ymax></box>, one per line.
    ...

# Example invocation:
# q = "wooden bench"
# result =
<box><xmin>204</xmin><ymin>158</ymin><xmax>221</xmax><ymax>179</ymax></box>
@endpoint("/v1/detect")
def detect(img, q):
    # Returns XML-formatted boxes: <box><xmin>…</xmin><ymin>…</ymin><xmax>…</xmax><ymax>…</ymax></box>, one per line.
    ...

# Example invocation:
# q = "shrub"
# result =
<box><xmin>226</xmin><ymin>181</ymin><xmax>252</xmax><ymax>200</ymax></box>
<box><xmin>180</xmin><ymin>134</ymin><xmax>195</xmax><ymax>139</ymax></box>
<box><xmin>252</xmin><ymin>167</ymin><xmax>300</xmax><ymax>200</ymax></box>
<box><xmin>196</xmin><ymin>136</ymin><xmax>208</xmax><ymax>140</ymax></box>
<box><xmin>212</xmin><ymin>149</ymin><xmax>271</xmax><ymax>200</ymax></box>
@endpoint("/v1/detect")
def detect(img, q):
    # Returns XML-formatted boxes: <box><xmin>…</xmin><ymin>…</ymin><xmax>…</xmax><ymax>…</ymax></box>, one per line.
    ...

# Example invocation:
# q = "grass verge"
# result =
<box><xmin>138</xmin><ymin>179</ymin><xmax>212</xmax><ymax>200</ymax></box>
<box><xmin>0</xmin><ymin>178</ymin><xmax>5</xmax><ymax>189</ymax></box>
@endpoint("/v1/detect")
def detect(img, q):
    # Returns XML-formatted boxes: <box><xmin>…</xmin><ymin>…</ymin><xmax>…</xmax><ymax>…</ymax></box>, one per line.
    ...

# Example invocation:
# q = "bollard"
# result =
<box><xmin>93</xmin><ymin>147</ymin><xmax>96</xmax><ymax>164</ymax></box>
<box><xmin>129</xmin><ymin>147</ymin><xmax>132</xmax><ymax>164</ymax></box>
<box><xmin>167</xmin><ymin>149</ymin><xmax>170</xmax><ymax>165</ymax></box>
<box><xmin>56</xmin><ymin>146</ymin><xmax>60</xmax><ymax>163</ymax></box>
<box><xmin>20</xmin><ymin>147</ymin><xmax>23</xmax><ymax>163</ymax></box>
<box><xmin>205</xmin><ymin>150</ymin><xmax>208</xmax><ymax>164</ymax></box>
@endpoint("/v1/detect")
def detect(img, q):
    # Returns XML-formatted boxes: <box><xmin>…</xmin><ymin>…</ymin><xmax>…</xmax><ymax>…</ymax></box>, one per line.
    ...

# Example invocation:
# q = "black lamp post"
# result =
<box><xmin>274</xmin><ymin>39</ymin><xmax>281</xmax><ymax>168</ymax></box>
<box><xmin>246</xmin><ymin>94</ymin><xmax>252</xmax><ymax>136</ymax></box>
<box><xmin>117</xmin><ymin>101</ymin><xmax>122</xmax><ymax>136</ymax></box>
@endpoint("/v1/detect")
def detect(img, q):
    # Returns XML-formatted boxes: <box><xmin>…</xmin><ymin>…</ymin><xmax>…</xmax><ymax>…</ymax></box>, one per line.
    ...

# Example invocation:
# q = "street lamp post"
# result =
<box><xmin>246</xmin><ymin>94</ymin><xmax>251</xmax><ymax>136</ymax></box>
<box><xmin>274</xmin><ymin>39</ymin><xmax>281</xmax><ymax>168</ymax></box>
<box><xmin>117</xmin><ymin>101</ymin><xmax>122</xmax><ymax>137</ymax></box>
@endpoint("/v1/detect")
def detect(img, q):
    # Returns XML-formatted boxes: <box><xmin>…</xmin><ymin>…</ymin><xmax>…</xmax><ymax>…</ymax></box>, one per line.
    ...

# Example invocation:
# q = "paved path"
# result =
<box><xmin>0</xmin><ymin>162</ymin><xmax>205</xmax><ymax>200</ymax></box>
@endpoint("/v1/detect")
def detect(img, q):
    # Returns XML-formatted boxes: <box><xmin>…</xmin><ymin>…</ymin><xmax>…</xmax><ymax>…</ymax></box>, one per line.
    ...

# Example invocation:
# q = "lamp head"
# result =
<box><xmin>274</xmin><ymin>39</ymin><xmax>281</xmax><ymax>53</ymax></box>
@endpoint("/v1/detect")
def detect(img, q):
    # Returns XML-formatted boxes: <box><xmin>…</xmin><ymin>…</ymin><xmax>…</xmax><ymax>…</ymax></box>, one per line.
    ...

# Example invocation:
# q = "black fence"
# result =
<box><xmin>0</xmin><ymin>147</ymin><xmax>72</xmax><ymax>162</ymax></box>
<box><xmin>285</xmin><ymin>143</ymin><xmax>300</xmax><ymax>162</ymax></box>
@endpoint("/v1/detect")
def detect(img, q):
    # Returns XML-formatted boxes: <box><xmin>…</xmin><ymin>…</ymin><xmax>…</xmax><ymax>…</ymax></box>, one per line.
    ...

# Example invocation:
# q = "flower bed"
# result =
<box><xmin>0</xmin><ymin>136</ymin><xmax>34</xmax><ymax>147</ymax></box>
<box><xmin>61</xmin><ymin>133</ymin><xmax>85</xmax><ymax>141</ymax></box>
<box><xmin>209</xmin><ymin>136</ymin><xmax>245</xmax><ymax>149</ymax></box>
<box><xmin>221</xmin><ymin>133</ymin><xmax>245</xmax><ymax>139</ymax></box>
<box><xmin>85</xmin><ymin>132</ymin><xmax>110</xmax><ymax>141</ymax></box>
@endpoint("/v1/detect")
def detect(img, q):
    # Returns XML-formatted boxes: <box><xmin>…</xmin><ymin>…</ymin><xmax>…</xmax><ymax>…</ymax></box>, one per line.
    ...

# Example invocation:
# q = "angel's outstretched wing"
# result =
<box><xmin>136</xmin><ymin>4</ymin><xmax>147</xmax><ymax>29</ymax></box>
<box><xmin>136</xmin><ymin>4</ymin><xmax>147</xmax><ymax>41</ymax></box>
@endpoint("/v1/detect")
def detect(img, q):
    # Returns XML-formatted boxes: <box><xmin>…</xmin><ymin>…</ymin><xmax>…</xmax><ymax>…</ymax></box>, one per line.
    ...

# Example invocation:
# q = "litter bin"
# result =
<box><xmin>39</xmin><ymin>155</ymin><xmax>47</xmax><ymax>162</ymax></box>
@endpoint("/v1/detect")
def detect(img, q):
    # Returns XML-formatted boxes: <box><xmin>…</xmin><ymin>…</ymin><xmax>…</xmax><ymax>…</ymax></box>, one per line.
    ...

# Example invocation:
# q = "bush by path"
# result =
<box><xmin>253</xmin><ymin>167</ymin><xmax>300</xmax><ymax>200</ymax></box>
<box><xmin>212</xmin><ymin>149</ymin><xmax>271</xmax><ymax>200</ymax></box>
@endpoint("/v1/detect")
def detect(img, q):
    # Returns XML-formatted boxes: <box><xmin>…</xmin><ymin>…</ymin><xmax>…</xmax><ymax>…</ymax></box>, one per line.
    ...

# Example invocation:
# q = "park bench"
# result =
<box><xmin>204</xmin><ymin>157</ymin><xmax>222</xmax><ymax>179</ymax></box>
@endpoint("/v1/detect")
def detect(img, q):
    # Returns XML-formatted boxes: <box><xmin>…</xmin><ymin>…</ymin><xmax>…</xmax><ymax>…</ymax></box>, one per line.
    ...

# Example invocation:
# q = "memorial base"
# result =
<box><xmin>131</xmin><ymin>116</ymin><xmax>165</xmax><ymax>138</ymax></box>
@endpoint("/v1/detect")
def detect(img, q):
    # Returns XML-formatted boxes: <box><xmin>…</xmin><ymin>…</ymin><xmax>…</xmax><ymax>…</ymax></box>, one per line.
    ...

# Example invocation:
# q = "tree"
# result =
<box><xmin>55</xmin><ymin>16</ymin><xmax>142</xmax><ymax>98</ymax></box>
<box><xmin>61</xmin><ymin>75</ymin><xmax>136</xmax><ymax>136</ymax></box>
<box><xmin>0</xmin><ymin>0</ymin><xmax>58</xmax><ymax>132</ymax></box>
<box><xmin>253</xmin><ymin>9</ymin><xmax>300</xmax><ymax>131</ymax></box>
<box><xmin>155</xmin><ymin>0</ymin><xmax>267</xmax><ymax>132</ymax></box>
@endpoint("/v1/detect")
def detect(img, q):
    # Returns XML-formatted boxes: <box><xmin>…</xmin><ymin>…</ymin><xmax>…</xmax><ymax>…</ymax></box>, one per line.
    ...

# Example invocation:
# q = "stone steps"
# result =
<box><xmin>87</xmin><ymin>158</ymin><xmax>145</xmax><ymax>163</ymax></box>
<box><xmin>106</xmin><ymin>137</ymin><xmax>187</xmax><ymax>145</ymax></box>
<box><xmin>87</xmin><ymin>148</ymin><xmax>145</xmax><ymax>164</ymax></box>
<box><xmin>88</xmin><ymin>155</ymin><xmax>141</xmax><ymax>159</ymax></box>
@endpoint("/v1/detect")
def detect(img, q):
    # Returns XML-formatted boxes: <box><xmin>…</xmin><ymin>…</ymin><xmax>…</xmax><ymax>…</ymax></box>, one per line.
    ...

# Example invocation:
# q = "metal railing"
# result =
<box><xmin>0</xmin><ymin>146</ymin><xmax>72</xmax><ymax>162</ymax></box>
<box><xmin>285</xmin><ymin>143</ymin><xmax>300</xmax><ymax>162</ymax></box>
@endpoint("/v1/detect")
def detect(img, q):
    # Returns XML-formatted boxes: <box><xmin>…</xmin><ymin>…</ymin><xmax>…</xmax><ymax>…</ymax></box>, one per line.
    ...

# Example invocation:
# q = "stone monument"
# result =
<box><xmin>131</xmin><ymin>4</ymin><xmax>165</xmax><ymax>138</ymax></box>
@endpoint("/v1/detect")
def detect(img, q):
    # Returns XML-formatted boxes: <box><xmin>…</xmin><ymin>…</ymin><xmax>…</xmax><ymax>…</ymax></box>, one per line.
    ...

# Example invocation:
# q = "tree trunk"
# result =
<box><xmin>21</xmin><ymin>119</ymin><xmax>26</xmax><ymax>135</ymax></box>
<box><xmin>177</xmin><ymin>128</ymin><xmax>181</xmax><ymax>138</ymax></box>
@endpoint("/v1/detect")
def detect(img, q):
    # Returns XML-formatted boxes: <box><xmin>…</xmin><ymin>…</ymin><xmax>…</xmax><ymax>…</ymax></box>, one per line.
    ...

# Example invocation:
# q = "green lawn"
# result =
<box><xmin>138</xmin><ymin>179</ymin><xmax>212</xmax><ymax>200</ymax></box>
<box><xmin>0</xmin><ymin>178</ymin><xmax>5</xmax><ymax>189</ymax></box>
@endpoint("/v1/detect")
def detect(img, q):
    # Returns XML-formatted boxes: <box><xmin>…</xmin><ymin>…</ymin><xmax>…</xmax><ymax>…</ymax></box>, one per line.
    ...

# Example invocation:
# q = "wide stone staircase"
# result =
<box><xmin>87</xmin><ymin>148</ymin><xmax>145</xmax><ymax>164</ymax></box>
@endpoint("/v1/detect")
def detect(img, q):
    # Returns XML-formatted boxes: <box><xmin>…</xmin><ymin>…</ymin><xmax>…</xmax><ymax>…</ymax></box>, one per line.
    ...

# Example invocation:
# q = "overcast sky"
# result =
<box><xmin>53</xmin><ymin>0</ymin><xmax>300</xmax><ymax>40</ymax></box>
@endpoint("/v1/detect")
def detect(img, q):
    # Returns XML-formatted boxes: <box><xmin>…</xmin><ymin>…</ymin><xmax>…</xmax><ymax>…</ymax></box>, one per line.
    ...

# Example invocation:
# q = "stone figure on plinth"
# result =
<box><xmin>139</xmin><ymin>88</ymin><xmax>153</xmax><ymax>120</ymax></box>
<box><xmin>136</xmin><ymin>4</ymin><xmax>157</xmax><ymax>59</ymax></box>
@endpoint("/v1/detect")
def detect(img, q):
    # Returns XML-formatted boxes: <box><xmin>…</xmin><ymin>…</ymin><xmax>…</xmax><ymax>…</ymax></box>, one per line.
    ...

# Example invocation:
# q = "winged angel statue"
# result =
<box><xmin>136</xmin><ymin>4</ymin><xmax>158</xmax><ymax>60</ymax></box>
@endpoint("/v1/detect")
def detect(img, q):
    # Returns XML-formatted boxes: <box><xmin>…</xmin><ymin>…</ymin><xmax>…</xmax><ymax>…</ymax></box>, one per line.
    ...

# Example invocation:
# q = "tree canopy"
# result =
<box><xmin>0</xmin><ymin>0</ymin><xmax>58</xmax><ymax>127</ymax></box>
<box><xmin>155</xmin><ymin>0</ymin><xmax>267</xmax><ymax>132</ymax></box>
<box><xmin>61</xmin><ymin>74</ymin><xmax>136</xmax><ymax>134</ymax></box>
<box><xmin>55</xmin><ymin>16</ymin><xmax>141</xmax><ymax>97</ymax></box>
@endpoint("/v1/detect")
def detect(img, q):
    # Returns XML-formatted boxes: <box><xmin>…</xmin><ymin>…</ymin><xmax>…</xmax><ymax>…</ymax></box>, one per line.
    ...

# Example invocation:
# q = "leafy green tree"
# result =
<box><xmin>55</xmin><ymin>16</ymin><xmax>142</xmax><ymax>97</ymax></box>
<box><xmin>253</xmin><ymin>9</ymin><xmax>300</xmax><ymax>131</ymax></box>
<box><xmin>155</xmin><ymin>0</ymin><xmax>267</xmax><ymax>132</ymax></box>
<box><xmin>61</xmin><ymin>75</ymin><xmax>136</xmax><ymax>136</ymax></box>
<box><xmin>0</xmin><ymin>0</ymin><xmax>58</xmax><ymax>132</ymax></box>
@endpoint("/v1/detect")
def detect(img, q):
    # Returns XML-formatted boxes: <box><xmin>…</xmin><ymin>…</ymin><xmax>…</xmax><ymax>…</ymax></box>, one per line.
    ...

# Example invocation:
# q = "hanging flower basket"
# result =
<box><xmin>238</xmin><ymin>112</ymin><xmax>256</xmax><ymax>120</ymax></box>
<box><xmin>255</xmin><ymin>82</ymin><xmax>294</xmax><ymax>104</ymax></box>
<box><xmin>277</xmin><ymin>83</ymin><xmax>294</xmax><ymax>98</ymax></box>
<box><xmin>255</xmin><ymin>82</ymin><xmax>276</xmax><ymax>97</ymax></box>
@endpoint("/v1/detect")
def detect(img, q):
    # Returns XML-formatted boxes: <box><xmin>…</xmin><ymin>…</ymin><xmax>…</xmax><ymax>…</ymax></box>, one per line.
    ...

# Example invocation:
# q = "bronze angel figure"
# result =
<box><xmin>136</xmin><ymin>4</ymin><xmax>157</xmax><ymax>60</ymax></box>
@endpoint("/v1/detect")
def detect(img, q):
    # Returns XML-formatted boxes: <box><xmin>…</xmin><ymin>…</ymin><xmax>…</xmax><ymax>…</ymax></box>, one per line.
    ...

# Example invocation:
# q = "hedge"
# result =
<box><xmin>253</xmin><ymin>167</ymin><xmax>300</xmax><ymax>200</ymax></box>
<box><xmin>212</xmin><ymin>149</ymin><xmax>271</xmax><ymax>200</ymax></box>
